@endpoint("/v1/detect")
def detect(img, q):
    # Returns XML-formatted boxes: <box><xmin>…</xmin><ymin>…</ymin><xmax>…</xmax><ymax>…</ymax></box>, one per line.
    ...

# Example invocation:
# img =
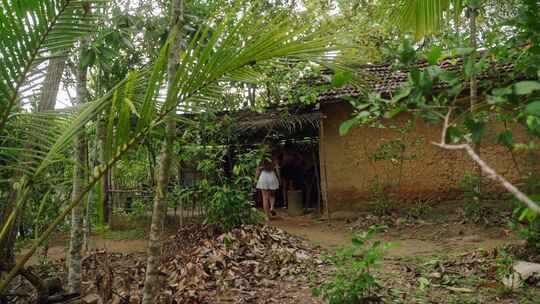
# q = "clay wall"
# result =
<box><xmin>319</xmin><ymin>101</ymin><xmax>539</xmax><ymax>212</ymax></box>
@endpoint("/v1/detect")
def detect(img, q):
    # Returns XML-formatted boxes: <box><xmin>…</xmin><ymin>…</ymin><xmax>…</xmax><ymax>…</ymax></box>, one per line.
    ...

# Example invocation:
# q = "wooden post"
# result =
<box><xmin>311</xmin><ymin>139</ymin><xmax>322</xmax><ymax>215</ymax></box>
<box><xmin>319</xmin><ymin>118</ymin><xmax>330</xmax><ymax>222</ymax></box>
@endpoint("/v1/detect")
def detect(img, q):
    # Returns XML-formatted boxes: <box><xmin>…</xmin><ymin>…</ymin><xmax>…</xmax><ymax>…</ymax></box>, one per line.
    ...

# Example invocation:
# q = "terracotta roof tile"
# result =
<box><xmin>315</xmin><ymin>57</ymin><xmax>515</xmax><ymax>102</ymax></box>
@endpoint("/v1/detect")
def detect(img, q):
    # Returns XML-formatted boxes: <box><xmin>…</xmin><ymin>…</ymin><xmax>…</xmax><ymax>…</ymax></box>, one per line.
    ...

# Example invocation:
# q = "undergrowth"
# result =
<box><xmin>313</xmin><ymin>225</ymin><xmax>389</xmax><ymax>304</ymax></box>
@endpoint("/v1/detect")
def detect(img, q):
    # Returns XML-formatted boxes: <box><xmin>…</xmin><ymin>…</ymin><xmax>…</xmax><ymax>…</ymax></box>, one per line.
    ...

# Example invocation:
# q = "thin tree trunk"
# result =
<box><xmin>67</xmin><ymin>37</ymin><xmax>90</xmax><ymax>294</ymax></box>
<box><xmin>468</xmin><ymin>5</ymin><xmax>482</xmax><ymax>192</ymax></box>
<box><xmin>0</xmin><ymin>192</ymin><xmax>19</xmax><ymax>272</ymax></box>
<box><xmin>468</xmin><ymin>5</ymin><xmax>478</xmax><ymax>111</ymax></box>
<box><xmin>83</xmin><ymin>143</ymin><xmax>98</xmax><ymax>252</ymax></box>
<box><xmin>97</xmin><ymin>116</ymin><xmax>110</xmax><ymax>223</ymax></box>
<box><xmin>141</xmin><ymin>0</ymin><xmax>183</xmax><ymax>302</ymax></box>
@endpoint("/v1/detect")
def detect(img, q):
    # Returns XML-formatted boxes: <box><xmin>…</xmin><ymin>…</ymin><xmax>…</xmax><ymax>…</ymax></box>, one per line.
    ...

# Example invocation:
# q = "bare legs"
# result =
<box><xmin>269</xmin><ymin>192</ymin><xmax>275</xmax><ymax>213</ymax></box>
<box><xmin>260</xmin><ymin>189</ymin><xmax>276</xmax><ymax>219</ymax></box>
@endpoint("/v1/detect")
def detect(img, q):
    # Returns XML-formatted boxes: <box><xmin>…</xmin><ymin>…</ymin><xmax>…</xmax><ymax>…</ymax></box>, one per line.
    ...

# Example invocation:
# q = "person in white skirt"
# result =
<box><xmin>255</xmin><ymin>158</ymin><xmax>279</xmax><ymax>219</ymax></box>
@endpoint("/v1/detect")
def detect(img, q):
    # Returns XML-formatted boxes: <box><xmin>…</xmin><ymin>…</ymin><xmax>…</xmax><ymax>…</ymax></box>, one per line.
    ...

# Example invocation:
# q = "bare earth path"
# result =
<box><xmin>270</xmin><ymin>211</ymin><xmax>519</xmax><ymax>257</ymax></box>
<box><xmin>20</xmin><ymin>202</ymin><xmax>539</xmax><ymax>303</ymax></box>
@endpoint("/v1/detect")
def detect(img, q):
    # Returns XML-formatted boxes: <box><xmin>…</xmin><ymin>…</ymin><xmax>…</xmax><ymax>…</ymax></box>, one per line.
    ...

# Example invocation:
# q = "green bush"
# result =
<box><xmin>313</xmin><ymin>225</ymin><xmax>389</xmax><ymax>304</ymax></box>
<box><xmin>369</xmin><ymin>177</ymin><xmax>394</xmax><ymax>216</ymax></box>
<box><xmin>511</xmin><ymin>174</ymin><xmax>540</xmax><ymax>252</ymax></box>
<box><xmin>512</xmin><ymin>200</ymin><xmax>540</xmax><ymax>252</ymax></box>
<box><xmin>457</xmin><ymin>172</ymin><xmax>490</xmax><ymax>222</ymax></box>
<box><xmin>204</xmin><ymin>180</ymin><xmax>264</xmax><ymax>231</ymax></box>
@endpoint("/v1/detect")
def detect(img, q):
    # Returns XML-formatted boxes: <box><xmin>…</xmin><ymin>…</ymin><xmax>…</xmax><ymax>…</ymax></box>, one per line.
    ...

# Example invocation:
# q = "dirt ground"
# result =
<box><xmin>271</xmin><ymin>210</ymin><xmax>518</xmax><ymax>257</ymax></box>
<box><xmin>19</xmin><ymin>201</ymin><xmax>540</xmax><ymax>303</ymax></box>
<box><xmin>270</xmin><ymin>202</ymin><xmax>540</xmax><ymax>303</ymax></box>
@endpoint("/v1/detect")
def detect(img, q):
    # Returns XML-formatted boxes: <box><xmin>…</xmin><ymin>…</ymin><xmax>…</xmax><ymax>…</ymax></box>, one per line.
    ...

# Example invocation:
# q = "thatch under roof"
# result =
<box><xmin>234</xmin><ymin>107</ymin><xmax>323</xmax><ymax>134</ymax></box>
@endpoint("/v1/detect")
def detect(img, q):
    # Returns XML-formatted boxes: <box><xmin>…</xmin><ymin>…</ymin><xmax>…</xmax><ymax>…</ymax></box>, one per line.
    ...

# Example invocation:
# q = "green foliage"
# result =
<box><xmin>176</xmin><ymin>114</ymin><xmax>266</xmax><ymax>232</ymax></box>
<box><xmin>369</xmin><ymin>177</ymin><xmax>394</xmax><ymax>216</ymax></box>
<box><xmin>495</xmin><ymin>250</ymin><xmax>515</xmax><ymax>294</ymax></box>
<box><xmin>514</xmin><ymin>215</ymin><xmax>540</xmax><ymax>252</ymax></box>
<box><xmin>0</xmin><ymin>0</ymin><xmax>104</xmax><ymax>133</ymax></box>
<box><xmin>331</xmin><ymin>70</ymin><xmax>353</xmax><ymax>88</ymax></box>
<box><xmin>394</xmin><ymin>0</ymin><xmax>465</xmax><ymax>39</ymax></box>
<box><xmin>203</xmin><ymin>150</ymin><xmax>266</xmax><ymax>232</ymax></box>
<box><xmin>457</xmin><ymin>172</ymin><xmax>489</xmax><ymax>222</ymax></box>
<box><xmin>511</xmin><ymin>174</ymin><xmax>540</xmax><ymax>251</ymax></box>
<box><xmin>313</xmin><ymin>226</ymin><xmax>388</xmax><ymax>303</ymax></box>
<box><xmin>514</xmin><ymin>81</ymin><xmax>540</xmax><ymax>95</ymax></box>
<box><xmin>525</xmin><ymin>101</ymin><xmax>540</xmax><ymax>116</ymax></box>
<box><xmin>408</xmin><ymin>198</ymin><xmax>434</xmax><ymax>218</ymax></box>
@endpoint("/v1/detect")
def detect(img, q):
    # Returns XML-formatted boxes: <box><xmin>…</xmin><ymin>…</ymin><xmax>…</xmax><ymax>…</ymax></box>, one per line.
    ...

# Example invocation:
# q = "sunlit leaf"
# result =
<box><xmin>497</xmin><ymin>131</ymin><xmax>514</xmax><ymax>148</ymax></box>
<box><xmin>339</xmin><ymin>117</ymin><xmax>357</xmax><ymax>136</ymax></box>
<box><xmin>525</xmin><ymin>101</ymin><xmax>540</xmax><ymax>116</ymax></box>
<box><xmin>426</xmin><ymin>46</ymin><xmax>442</xmax><ymax>65</ymax></box>
<box><xmin>514</xmin><ymin>81</ymin><xmax>540</xmax><ymax>95</ymax></box>
<box><xmin>331</xmin><ymin>70</ymin><xmax>353</xmax><ymax>88</ymax></box>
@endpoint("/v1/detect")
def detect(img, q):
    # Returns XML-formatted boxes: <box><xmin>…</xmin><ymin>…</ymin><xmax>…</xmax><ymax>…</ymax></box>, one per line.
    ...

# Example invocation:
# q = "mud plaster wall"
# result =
<box><xmin>319</xmin><ymin>102</ymin><xmax>539</xmax><ymax>212</ymax></box>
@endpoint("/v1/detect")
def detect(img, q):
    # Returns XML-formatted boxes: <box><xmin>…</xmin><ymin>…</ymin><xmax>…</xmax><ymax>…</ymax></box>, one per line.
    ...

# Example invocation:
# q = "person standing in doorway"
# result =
<box><xmin>280</xmin><ymin>143</ymin><xmax>303</xmax><ymax>208</ymax></box>
<box><xmin>255</xmin><ymin>158</ymin><xmax>279</xmax><ymax>219</ymax></box>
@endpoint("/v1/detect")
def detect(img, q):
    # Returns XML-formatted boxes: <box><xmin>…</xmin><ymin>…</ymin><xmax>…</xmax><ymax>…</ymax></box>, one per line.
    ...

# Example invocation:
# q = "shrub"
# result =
<box><xmin>202</xmin><ymin>149</ymin><xmax>266</xmax><ymax>232</ymax></box>
<box><xmin>313</xmin><ymin>225</ymin><xmax>389</xmax><ymax>304</ymax></box>
<box><xmin>369</xmin><ymin>177</ymin><xmax>394</xmax><ymax>216</ymax></box>
<box><xmin>204</xmin><ymin>179</ymin><xmax>264</xmax><ymax>231</ymax></box>
<box><xmin>511</xmin><ymin>174</ymin><xmax>540</xmax><ymax>252</ymax></box>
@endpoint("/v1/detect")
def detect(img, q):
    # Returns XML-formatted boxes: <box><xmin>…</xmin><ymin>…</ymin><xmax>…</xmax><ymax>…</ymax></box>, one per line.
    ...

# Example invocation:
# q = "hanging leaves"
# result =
<box><xmin>525</xmin><ymin>101</ymin><xmax>540</xmax><ymax>116</ymax></box>
<box><xmin>331</xmin><ymin>70</ymin><xmax>353</xmax><ymax>88</ymax></box>
<box><xmin>514</xmin><ymin>81</ymin><xmax>540</xmax><ymax>95</ymax></box>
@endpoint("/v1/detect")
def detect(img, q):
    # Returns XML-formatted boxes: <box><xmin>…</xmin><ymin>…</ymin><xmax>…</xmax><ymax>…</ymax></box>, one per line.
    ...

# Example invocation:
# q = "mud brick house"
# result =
<box><xmin>191</xmin><ymin>57</ymin><xmax>537</xmax><ymax>217</ymax></box>
<box><xmin>314</xmin><ymin>58</ymin><xmax>539</xmax><ymax>215</ymax></box>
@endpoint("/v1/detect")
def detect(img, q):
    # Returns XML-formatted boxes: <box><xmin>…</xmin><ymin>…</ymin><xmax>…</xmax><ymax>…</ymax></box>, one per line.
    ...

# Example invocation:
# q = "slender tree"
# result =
<box><xmin>67</xmin><ymin>33</ymin><xmax>90</xmax><ymax>294</ymax></box>
<box><xmin>141</xmin><ymin>0</ymin><xmax>183</xmax><ymax>302</ymax></box>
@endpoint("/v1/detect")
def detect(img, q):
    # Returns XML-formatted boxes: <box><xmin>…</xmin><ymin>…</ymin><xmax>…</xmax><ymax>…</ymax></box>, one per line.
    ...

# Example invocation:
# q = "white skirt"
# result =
<box><xmin>256</xmin><ymin>170</ymin><xmax>279</xmax><ymax>190</ymax></box>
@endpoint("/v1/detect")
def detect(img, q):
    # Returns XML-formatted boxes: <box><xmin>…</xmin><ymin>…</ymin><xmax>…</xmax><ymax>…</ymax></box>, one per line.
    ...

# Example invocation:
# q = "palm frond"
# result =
<box><xmin>0</xmin><ymin>0</ymin><xmax>106</xmax><ymax>133</ymax></box>
<box><xmin>0</xmin><ymin>6</ymin><xmax>340</xmax><ymax>291</ymax></box>
<box><xmin>394</xmin><ymin>0</ymin><xmax>464</xmax><ymax>39</ymax></box>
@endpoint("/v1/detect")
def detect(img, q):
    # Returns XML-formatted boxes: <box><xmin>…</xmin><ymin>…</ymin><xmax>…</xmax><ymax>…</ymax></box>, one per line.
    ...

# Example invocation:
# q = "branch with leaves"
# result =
<box><xmin>434</xmin><ymin>108</ymin><xmax>540</xmax><ymax>215</ymax></box>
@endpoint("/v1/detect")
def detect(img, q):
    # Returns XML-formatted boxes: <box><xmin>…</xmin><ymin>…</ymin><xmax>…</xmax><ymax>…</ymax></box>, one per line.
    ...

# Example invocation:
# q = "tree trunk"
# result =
<box><xmin>38</xmin><ymin>53</ymin><xmax>67</xmax><ymax>112</ymax></box>
<box><xmin>67</xmin><ymin>37</ymin><xmax>90</xmax><ymax>294</ymax></box>
<box><xmin>0</xmin><ymin>192</ymin><xmax>19</xmax><ymax>272</ymax></box>
<box><xmin>97</xmin><ymin>117</ymin><xmax>110</xmax><ymax>223</ymax></box>
<box><xmin>468</xmin><ymin>5</ymin><xmax>478</xmax><ymax>111</ymax></box>
<box><xmin>468</xmin><ymin>5</ymin><xmax>482</xmax><ymax>192</ymax></box>
<box><xmin>141</xmin><ymin>0</ymin><xmax>183</xmax><ymax>302</ymax></box>
<box><xmin>83</xmin><ymin>144</ymin><xmax>97</xmax><ymax>252</ymax></box>
<box><xmin>0</xmin><ymin>51</ymin><xmax>67</xmax><ymax>278</ymax></box>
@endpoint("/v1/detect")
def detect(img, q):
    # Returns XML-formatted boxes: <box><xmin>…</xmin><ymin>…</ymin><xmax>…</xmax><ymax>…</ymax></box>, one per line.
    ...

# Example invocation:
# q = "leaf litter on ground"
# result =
<box><xmin>84</xmin><ymin>224</ymin><xmax>328</xmax><ymax>303</ymax></box>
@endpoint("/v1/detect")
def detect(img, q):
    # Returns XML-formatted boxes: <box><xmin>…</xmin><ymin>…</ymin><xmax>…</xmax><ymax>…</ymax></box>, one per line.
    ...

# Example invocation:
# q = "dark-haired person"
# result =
<box><xmin>255</xmin><ymin>159</ymin><xmax>279</xmax><ymax>219</ymax></box>
<box><xmin>280</xmin><ymin>146</ymin><xmax>303</xmax><ymax>208</ymax></box>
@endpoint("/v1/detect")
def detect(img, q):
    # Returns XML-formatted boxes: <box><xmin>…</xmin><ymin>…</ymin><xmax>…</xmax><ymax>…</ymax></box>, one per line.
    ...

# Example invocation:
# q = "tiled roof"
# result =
<box><xmin>315</xmin><ymin>57</ymin><xmax>515</xmax><ymax>102</ymax></box>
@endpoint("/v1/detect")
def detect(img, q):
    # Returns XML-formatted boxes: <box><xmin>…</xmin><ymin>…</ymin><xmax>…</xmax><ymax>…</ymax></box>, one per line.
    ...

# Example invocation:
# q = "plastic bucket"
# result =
<box><xmin>287</xmin><ymin>190</ymin><xmax>303</xmax><ymax>216</ymax></box>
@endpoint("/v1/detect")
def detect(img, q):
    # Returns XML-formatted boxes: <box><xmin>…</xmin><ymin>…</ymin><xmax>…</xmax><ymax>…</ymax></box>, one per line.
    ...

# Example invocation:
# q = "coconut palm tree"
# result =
<box><xmin>0</xmin><ymin>1</ymin><xmax>337</xmax><ymax>298</ymax></box>
<box><xmin>141</xmin><ymin>0</ymin><xmax>183</xmax><ymax>302</ymax></box>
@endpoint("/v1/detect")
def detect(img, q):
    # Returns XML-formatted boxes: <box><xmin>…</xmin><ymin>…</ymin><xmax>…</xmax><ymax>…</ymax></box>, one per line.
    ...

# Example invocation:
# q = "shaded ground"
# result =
<box><xmin>16</xmin><ymin>200</ymin><xmax>540</xmax><ymax>303</ymax></box>
<box><xmin>270</xmin><ymin>201</ymin><xmax>539</xmax><ymax>303</ymax></box>
<box><xmin>271</xmin><ymin>210</ymin><xmax>518</xmax><ymax>257</ymax></box>
<box><xmin>20</xmin><ymin>229</ymin><xmax>148</xmax><ymax>265</ymax></box>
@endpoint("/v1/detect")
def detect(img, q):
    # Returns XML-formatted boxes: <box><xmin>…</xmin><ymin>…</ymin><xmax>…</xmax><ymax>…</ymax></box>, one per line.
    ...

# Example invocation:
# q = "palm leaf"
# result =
<box><xmin>0</xmin><ymin>0</ymin><xmax>106</xmax><ymax>133</ymax></box>
<box><xmin>394</xmin><ymin>0</ymin><xmax>464</xmax><ymax>39</ymax></box>
<box><xmin>0</xmin><ymin>6</ymin><xmax>340</xmax><ymax>292</ymax></box>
